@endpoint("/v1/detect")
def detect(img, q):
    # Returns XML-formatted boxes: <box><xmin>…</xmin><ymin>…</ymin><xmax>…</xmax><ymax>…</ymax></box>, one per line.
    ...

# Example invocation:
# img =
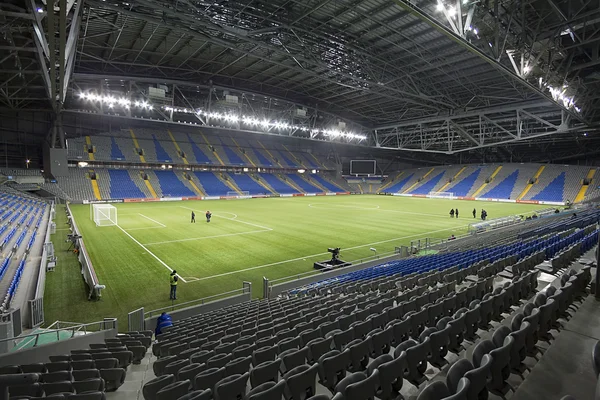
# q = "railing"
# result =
<box><xmin>28</xmin><ymin>202</ymin><xmax>55</xmax><ymax>328</ymax></box>
<box><xmin>143</xmin><ymin>282</ymin><xmax>252</xmax><ymax>320</ymax></box>
<box><xmin>66</xmin><ymin>203</ymin><xmax>105</xmax><ymax>300</ymax></box>
<box><xmin>0</xmin><ymin>319</ymin><xmax>117</xmax><ymax>352</ymax></box>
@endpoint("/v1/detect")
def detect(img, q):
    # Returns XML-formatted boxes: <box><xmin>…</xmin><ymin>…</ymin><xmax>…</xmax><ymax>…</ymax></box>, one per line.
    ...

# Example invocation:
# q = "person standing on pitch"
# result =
<box><xmin>191</xmin><ymin>211</ymin><xmax>195</xmax><ymax>223</ymax></box>
<box><xmin>206</xmin><ymin>210</ymin><xmax>212</xmax><ymax>223</ymax></box>
<box><xmin>169</xmin><ymin>271</ymin><xmax>178</xmax><ymax>300</ymax></box>
<box><xmin>473</xmin><ymin>208</ymin><xmax>477</xmax><ymax>218</ymax></box>
<box><xmin>455</xmin><ymin>208</ymin><xmax>459</xmax><ymax>218</ymax></box>
<box><xmin>449</xmin><ymin>209</ymin><xmax>455</xmax><ymax>218</ymax></box>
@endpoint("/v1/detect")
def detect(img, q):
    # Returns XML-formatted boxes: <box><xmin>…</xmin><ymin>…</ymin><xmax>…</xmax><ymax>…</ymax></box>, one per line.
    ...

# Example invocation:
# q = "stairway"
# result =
<box><xmin>517</xmin><ymin>165</ymin><xmax>546</xmax><ymax>200</ymax></box>
<box><xmin>403</xmin><ymin>168</ymin><xmax>435</xmax><ymax>194</ymax></box>
<box><xmin>129</xmin><ymin>129</ymin><xmax>146</xmax><ymax>163</ymax></box>
<box><xmin>437</xmin><ymin>166</ymin><xmax>466</xmax><ymax>193</ymax></box>
<box><xmin>250</xmin><ymin>174</ymin><xmax>276</xmax><ymax>194</ymax></box>
<box><xmin>471</xmin><ymin>165</ymin><xmax>502</xmax><ymax>198</ymax></box>
<box><xmin>219</xmin><ymin>173</ymin><xmax>243</xmax><ymax>195</ymax></box>
<box><xmin>574</xmin><ymin>168</ymin><xmax>596</xmax><ymax>203</ymax></box>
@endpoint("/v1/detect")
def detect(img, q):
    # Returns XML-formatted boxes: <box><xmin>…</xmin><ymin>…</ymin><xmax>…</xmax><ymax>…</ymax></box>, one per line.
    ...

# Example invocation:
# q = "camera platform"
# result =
<box><xmin>313</xmin><ymin>247</ymin><xmax>352</xmax><ymax>271</ymax></box>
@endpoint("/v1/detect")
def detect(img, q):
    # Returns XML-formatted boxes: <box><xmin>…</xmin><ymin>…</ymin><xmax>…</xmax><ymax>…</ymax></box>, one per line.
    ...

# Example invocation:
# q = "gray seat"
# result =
<box><xmin>373</xmin><ymin>352</ymin><xmax>406</xmax><ymax>400</ymax></box>
<box><xmin>307</xmin><ymin>337</ymin><xmax>333</xmax><ymax>364</ymax></box>
<box><xmin>93</xmin><ymin>358</ymin><xmax>117</xmax><ymax>369</ymax></box>
<box><xmin>335</xmin><ymin>371</ymin><xmax>366</xmax><ymax>398</ymax></box>
<box><xmin>153</xmin><ymin>355</ymin><xmax>179</xmax><ymax>377</ymax></box>
<box><xmin>278</xmin><ymin>337</ymin><xmax>301</xmax><ymax>353</ymax></box>
<box><xmin>99</xmin><ymin>368</ymin><xmax>126</xmax><ymax>391</ymax></box>
<box><xmin>214</xmin><ymin>373</ymin><xmax>249</xmax><ymax>400</ymax></box>
<box><xmin>369</xmin><ymin>326</ymin><xmax>392</xmax><ymax>357</ymax></box>
<box><xmin>250</xmin><ymin>359</ymin><xmax>280</xmax><ymax>388</ymax></box>
<box><xmin>43</xmin><ymin>381</ymin><xmax>74</xmax><ymax>395</ymax></box>
<box><xmin>332</xmin><ymin>329</ymin><xmax>355</xmax><ymax>352</ymax></box>
<box><xmin>225</xmin><ymin>356</ymin><xmax>252</xmax><ymax>376</ymax></box>
<box><xmin>41</xmin><ymin>371</ymin><xmax>72</xmax><ymax>383</ymax></box>
<box><xmin>343</xmin><ymin>370</ymin><xmax>379</xmax><ymax>400</ymax></box>
<box><xmin>395</xmin><ymin>338</ymin><xmax>429</xmax><ymax>386</ymax></box>
<box><xmin>246</xmin><ymin>380</ymin><xmax>286</xmax><ymax>400</ymax></box>
<box><xmin>447</xmin><ymin>356</ymin><xmax>491</xmax><ymax>400</ymax></box>
<box><xmin>207</xmin><ymin>353</ymin><xmax>232</xmax><ymax>369</ymax></box>
<box><xmin>280</xmin><ymin>347</ymin><xmax>309</xmax><ymax>376</ymax></box>
<box><xmin>7</xmin><ymin>382</ymin><xmax>43</xmax><ymax>398</ymax></box>
<box><xmin>176</xmin><ymin>389</ymin><xmax>212</xmax><ymax>400</ymax></box>
<box><xmin>190</xmin><ymin>350</ymin><xmax>214</xmax><ymax>365</ymax></box>
<box><xmin>447</xmin><ymin>314</ymin><xmax>466</xmax><ymax>354</ymax></box>
<box><xmin>164</xmin><ymin>358</ymin><xmax>190</xmax><ymax>377</ymax></box>
<box><xmin>318</xmin><ymin>350</ymin><xmax>350</xmax><ymax>392</ymax></box>
<box><xmin>193</xmin><ymin>367</ymin><xmax>225</xmax><ymax>391</ymax></box>
<box><xmin>45</xmin><ymin>362</ymin><xmax>71</xmax><ymax>372</ymax></box>
<box><xmin>346</xmin><ymin>338</ymin><xmax>371</xmax><ymax>372</ymax></box>
<box><xmin>427</xmin><ymin>324</ymin><xmax>451</xmax><ymax>368</ymax></box>
<box><xmin>283</xmin><ymin>364</ymin><xmax>319</xmax><ymax>400</ymax></box>
<box><xmin>232</xmin><ymin>344</ymin><xmax>256</xmax><ymax>359</ymax></box>
<box><xmin>473</xmin><ymin>337</ymin><xmax>513</xmax><ymax>394</ymax></box>
<box><xmin>253</xmin><ymin>346</ymin><xmax>278</xmax><ymax>366</ymax></box>
<box><xmin>67</xmin><ymin>392</ymin><xmax>106</xmax><ymax>400</ymax></box>
<box><xmin>178</xmin><ymin>363</ymin><xmax>206</xmax><ymax>382</ymax></box>
<box><xmin>390</xmin><ymin>319</ymin><xmax>411</xmax><ymax>346</ymax></box>
<box><xmin>593</xmin><ymin>340</ymin><xmax>600</xmax><ymax>377</ymax></box>
<box><xmin>73</xmin><ymin>378</ymin><xmax>104</xmax><ymax>394</ymax></box>
<box><xmin>156</xmin><ymin>380</ymin><xmax>191</xmax><ymax>400</ymax></box>
<box><xmin>20</xmin><ymin>363</ymin><xmax>46</xmax><ymax>374</ymax></box>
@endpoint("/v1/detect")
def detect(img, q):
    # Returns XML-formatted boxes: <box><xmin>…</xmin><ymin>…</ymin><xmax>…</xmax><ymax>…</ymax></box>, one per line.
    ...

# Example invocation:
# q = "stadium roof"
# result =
<box><xmin>1</xmin><ymin>0</ymin><xmax>599</xmax><ymax>153</ymax></box>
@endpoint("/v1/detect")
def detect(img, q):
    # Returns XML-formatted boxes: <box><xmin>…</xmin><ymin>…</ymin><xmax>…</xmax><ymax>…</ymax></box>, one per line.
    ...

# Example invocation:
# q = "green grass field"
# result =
<box><xmin>43</xmin><ymin>196</ymin><xmax>542</xmax><ymax>328</ymax></box>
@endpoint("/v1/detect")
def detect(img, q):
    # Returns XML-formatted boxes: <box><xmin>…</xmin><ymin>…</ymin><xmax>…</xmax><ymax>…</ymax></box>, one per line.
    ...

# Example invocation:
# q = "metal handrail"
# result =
<box><xmin>0</xmin><ymin>319</ymin><xmax>117</xmax><ymax>350</ymax></box>
<box><xmin>144</xmin><ymin>283</ymin><xmax>251</xmax><ymax>318</ymax></box>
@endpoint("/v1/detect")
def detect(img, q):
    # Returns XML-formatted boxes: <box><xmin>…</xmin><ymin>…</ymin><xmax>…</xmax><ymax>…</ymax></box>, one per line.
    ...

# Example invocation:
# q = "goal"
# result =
<box><xmin>90</xmin><ymin>204</ymin><xmax>118</xmax><ymax>226</ymax></box>
<box><xmin>429</xmin><ymin>191</ymin><xmax>455</xmax><ymax>200</ymax></box>
<box><xmin>226</xmin><ymin>191</ymin><xmax>250</xmax><ymax>199</ymax></box>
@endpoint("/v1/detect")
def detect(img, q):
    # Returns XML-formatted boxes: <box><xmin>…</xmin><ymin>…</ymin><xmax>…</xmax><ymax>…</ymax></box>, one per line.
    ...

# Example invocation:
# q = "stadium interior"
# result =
<box><xmin>1</xmin><ymin>0</ymin><xmax>600</xmax><ymax>399</ymax></box>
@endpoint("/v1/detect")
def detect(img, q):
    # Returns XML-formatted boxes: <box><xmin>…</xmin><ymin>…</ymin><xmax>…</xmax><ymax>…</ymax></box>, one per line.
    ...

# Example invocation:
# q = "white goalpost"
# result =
<box><xmin>226</xmin><ymin>191</ymin><xmax>250</xmax><ymax>199</ymax></box>
<box><xmin>429</xmin><ymin>191</ymin><xmax>455</xmax><ymax>200</ymax></box>
<box><xmin>90</xmin><ymin>204</ymin><xmax>118</xmax><ymax>226</ymax></box>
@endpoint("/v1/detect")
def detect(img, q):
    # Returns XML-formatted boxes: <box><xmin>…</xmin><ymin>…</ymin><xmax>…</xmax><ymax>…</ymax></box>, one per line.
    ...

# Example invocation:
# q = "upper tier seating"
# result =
<box><xmin>108</xmin><ymin>169</ymin><xmax>145</xmax><ymax>199</ymax></box>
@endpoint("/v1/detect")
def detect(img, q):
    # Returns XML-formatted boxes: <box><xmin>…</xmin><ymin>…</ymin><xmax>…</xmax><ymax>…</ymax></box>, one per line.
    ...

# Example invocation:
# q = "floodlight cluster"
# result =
<box><xmin>77</xmin><ymin>92</ymin><xmax>366</xmax><ymax>141</ymax></box>
<box><xmin>163</xmin><ymin>105</ymin><xmax>367</xmax><ymax>141</ymax></box>
<box><xmin>78</xmin><ymin>92</ymin><xmax>153</xmax><ymax>110</ymax></box>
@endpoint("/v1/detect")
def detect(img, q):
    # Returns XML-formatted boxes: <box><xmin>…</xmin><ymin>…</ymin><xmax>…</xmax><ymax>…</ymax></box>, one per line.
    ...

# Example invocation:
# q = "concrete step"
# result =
<box><xmin>106</xmin><ymin>347</ymin><xmax>156</xmax><ymax>400</ymax></box>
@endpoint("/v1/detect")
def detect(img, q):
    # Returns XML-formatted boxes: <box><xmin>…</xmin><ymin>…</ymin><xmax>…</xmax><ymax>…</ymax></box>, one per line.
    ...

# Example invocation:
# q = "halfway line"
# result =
<box><xmin>139</xmin><ymin>213</ymin><xmax>166</xmax><ymax>227</ymax></box>
<box><xmin>115</xmin><ymin>224</ymin><xmax>187</xmax><ymax>283</ymax></box>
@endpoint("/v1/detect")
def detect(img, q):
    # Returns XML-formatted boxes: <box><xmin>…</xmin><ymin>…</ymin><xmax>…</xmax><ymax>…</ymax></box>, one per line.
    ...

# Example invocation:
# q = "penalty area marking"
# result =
<box><xmin>138</xmin><ymin>213</ymin><xmax>167</xmax><ymax>227</ymax></box>
<box><xmin>143</xmin><ymin>229</ymin><xmax>270</xmax><ymax>246</ymax></box>
<box><xmin>115</xmin><ymin>224</ymin><xmax>187</xmax><ymax>283</ymax></box>
<box><xmin>187</xmin><ymin>223</ymin><xmax>469</xmax><ymax>282</ymax></box>
<box><xmin>180</xmin><ymin>206</ymin><xmax>273</xmax><ymax>231</ymax></box>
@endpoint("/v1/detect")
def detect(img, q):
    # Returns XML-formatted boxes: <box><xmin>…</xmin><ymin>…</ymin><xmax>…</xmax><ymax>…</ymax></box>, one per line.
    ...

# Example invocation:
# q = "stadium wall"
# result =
<box><xmin>387</xmin><ymin>192</ymin><xmax>565</xmax><ymax>206</ymax></box>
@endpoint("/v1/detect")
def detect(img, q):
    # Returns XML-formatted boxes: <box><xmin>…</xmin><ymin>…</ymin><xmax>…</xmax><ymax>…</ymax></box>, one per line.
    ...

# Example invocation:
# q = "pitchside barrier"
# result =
<box><xmin>129</xmin><ymin>282</ymin><xmax>252</xmax><ymax>331</ymax></box>
<box><xmin>27</xmin><ymin>202</ymin><xmax>55</xmax><ymax>329</ymax></box>
<box><xmin>66</xmin><ymin>203</ymin><xmax>105</xmax><ymax>300</ymax></box>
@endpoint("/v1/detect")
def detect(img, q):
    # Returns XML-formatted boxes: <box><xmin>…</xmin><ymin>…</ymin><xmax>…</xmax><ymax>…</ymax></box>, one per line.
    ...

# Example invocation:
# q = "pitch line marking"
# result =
<box><xmin>138</xmin><ymin>213</ymin><xmax>166</xmax><ymax>227</ymax></box>
<box><xmin>187</xmin><ymin>223</ymin><xmax>468</xmax><ymax>282</ymax></box>
<box><xmin>143</xmin><ymin>229</ymin><xmax>270</xmax><ymax>246</ymax></box>
<box><xmin>180</xmin><ymin>206</ymin><xmax>273</xmax><ymax>231</ymax></box>
<box><xmin>308</xmin><ymin>203</ymin><xmax>463</xmax><ymax>219</ymax></box>
<box><xmin>125</xmin><ymin>226</ymin><xmax>165</xmax><ymax>231</ymax></box>
<box><xmin>115</xmin><ymin>224</ymin><xmax>187</xmax><ymax>283</ymax></box>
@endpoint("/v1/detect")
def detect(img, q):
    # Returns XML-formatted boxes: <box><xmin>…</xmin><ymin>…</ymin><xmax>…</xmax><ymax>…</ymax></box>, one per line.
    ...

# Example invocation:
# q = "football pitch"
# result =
<box><xmin>44</xmin><ymin>196</ymin><xmax>543</xmax><ymax>327</ymax></box>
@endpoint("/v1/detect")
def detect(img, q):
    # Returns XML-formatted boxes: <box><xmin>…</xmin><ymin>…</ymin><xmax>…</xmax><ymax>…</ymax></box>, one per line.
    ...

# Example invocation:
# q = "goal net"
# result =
<box><xmin>429</xmin><ymin>191</ymin><xmax>455</xmax><ymax>200</ymax></box>
<box><xmin>226</xmin><ymin>191</ymin><xmax>250</xmax><ymax>199</ymax></box>
<box><xmin>90</xmin><ymin>204</ymin><xmax>118</xmax><ymax>226</ymax></box>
